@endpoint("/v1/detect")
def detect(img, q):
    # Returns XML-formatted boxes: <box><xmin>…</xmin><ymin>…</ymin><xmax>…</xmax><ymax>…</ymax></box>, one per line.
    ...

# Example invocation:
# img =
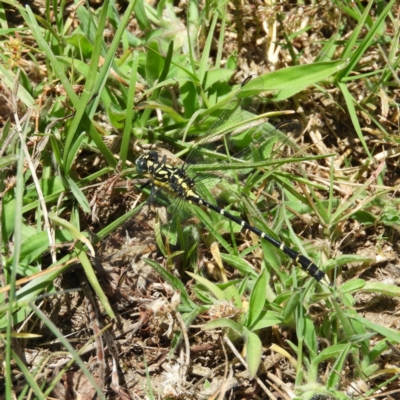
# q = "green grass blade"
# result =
<box><xmin>240</xmin><ymin>61</ymin><xmax>347</xmax><ymax>100</ymax></box>
<box><xmin>74</xmin><ymin>243</ymin><xmax>115</xmax><ymax>320</ymax></box>
<box><xmin>12</xmin><ymin>350</ymin><xmax>45</xmax><ymax>400</ymax></box>
<box><xmin>247</xmin><ymin>268</ymin><xmax>267</xmax><ymax>328</ymax></box>
<box><xmin>338</xmin><ymin>0</ymin><xmax>396</xmax><ymax>79</ymax></box>
<box><xmin>31</xmin><ymin>303</ymin><xmax>106</xmax><ymax>400</ymax></box>
<box><xmin>5</xmin><ymin>110</ymin><xmax>29</xmax><ymax>400</ymax></box>
<box><xmin>198</xmin><ymin>11</ymin><xmax>219</xmax><ymax>83</ymax></box>
<box><xmin>337</xmin><ymin>81</ymin><xmax>371</xmax><ymax>158</ymax></box>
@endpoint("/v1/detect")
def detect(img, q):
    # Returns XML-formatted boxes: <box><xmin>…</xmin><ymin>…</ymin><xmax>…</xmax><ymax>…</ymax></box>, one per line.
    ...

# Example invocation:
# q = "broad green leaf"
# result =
<box><xmin>239</xmin><ymin>61</ymin><xmax>347</xmax><ymax>100</ymax></box>
<box><xmin>304</xmin><ymin>316</ymin><xmax>317</xmax><ymax>357</ymax></box>
<box><xmin>0</xmin><ymin>154</ymin><xmax>17</xmax><ymax>169</ymax></box>
<box><xmin>65</xmin><ymin>32</ymin><xmax>94</xmax><ymax>57</ymax></box>
<box><xmin>340</xmin><ymin>279</ymin><xmax>366</xmax><ymax>293</ymax></box>
<box><xmin>203</xmin><ymin>69</ymin><xmax>235</xmax><ymax>90</ymax></box>
<box><xmin>247</xmin><ymin>268</ymin><xmax>267</xmax><ymax>328</ymax></box>
<box><xmin>282</xmin><ymin>289</ymin><xmax>302</xmax><ymax>323</ymax></box>
<box><xmin>324</xmin><ymin>254</ymin><xmax>373</xmax><ymax>270</ymax></box>
<box><xmin>0</xmin><ymin>63</ymin><xmax>35</xmax><ymax>107</ymax></box>
<box><xmin>13</xmin><ymin>231</ymin><xmax>49</xmax><ymax>267</ymax></box>
<box><xmin>312</xmin><ymin>343</ymin><xmax>351</xmax><ymax>367</ymax></box>
<box><xmin>359</xmin><ymin>282</ymin><xmax>400</xmax><ymax>297</ymax></box>
<box><xmin>251</xmin><ymin>311</ymin><xmax>283</xmax><ymax>330</ymax></box>
<box><xmin>246</xmin><ymin>331</ymin><xmax>262</xmax><ymax>378</ymax></box>
<box><xmin>146</xmin><ymin>40</ymin><xmax>164</xmax><ymax>86</ymax></box>
<box><xmin>180</xmin><ymin>80</ymin><xmax>199</xmax><ymax>118</ymax></box>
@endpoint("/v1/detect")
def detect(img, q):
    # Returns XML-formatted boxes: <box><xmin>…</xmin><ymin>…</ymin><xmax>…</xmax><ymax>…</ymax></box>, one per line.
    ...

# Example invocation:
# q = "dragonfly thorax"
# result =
<box><xmin>136</xmin><ymin>151</ymin><xmax>197</xmax><ymax>199</ymax></box>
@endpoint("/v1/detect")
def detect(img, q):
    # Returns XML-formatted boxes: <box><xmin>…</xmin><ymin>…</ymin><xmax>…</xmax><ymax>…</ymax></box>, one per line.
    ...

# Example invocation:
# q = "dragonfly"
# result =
<box><xmin>135</xmin><ymin>77</ymin><xmax>328</xmax><ymax>284</ymax></box>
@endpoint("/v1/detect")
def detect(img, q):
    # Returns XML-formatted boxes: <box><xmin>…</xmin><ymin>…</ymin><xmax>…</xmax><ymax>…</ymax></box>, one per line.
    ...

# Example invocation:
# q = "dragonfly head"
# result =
<box><xmin>136</xmin><ymin>151</ymin><xmax>160</xmax><ymax>174</ymax></box>
<box><xmin>136</xmin><ymin>155</ymin><xmax>149</xmax><ymax>174</ymax></box>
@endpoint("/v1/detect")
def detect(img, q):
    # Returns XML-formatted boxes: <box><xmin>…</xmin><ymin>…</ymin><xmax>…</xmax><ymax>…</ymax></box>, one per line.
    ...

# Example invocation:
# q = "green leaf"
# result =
<box><xmin>64</xmin><ymin>132</ymin><xmax>87</xmax><ymax>175</ymax></box>
<box><xmin>327</xmin><ymin>343</ymin><xmax>352</xmax><ymax>389</ymax></box>
<box><xmin>282</xmin><ymin>289</ymin><xmax>302</xmax><ymax>323</ymax></box>
<box><xmin>224</xmin><ymin>284</ymin><xmax>243</xmax><ymax>310</ymax></box>
<box><xmin>203</xmin><ymin>69</ymin><xmax>235</xmax><ymax>90</ymax></box>
<box><xmin>352</xmin><ymin>210</ymin><xmax>376</xmax><ymax>225</ymax></box>
<box><xmin>246</xmin><ymin>331</ymin><xmax>262</xmax><ymax>379</ymax></box>
<box><xmin>1</xmin><ymin>189</ymin><xmax>16</xmax><ymax>242</ymax></box>
<box><xmin>369</xmin><ymin>340</ymin><xmax>391</xmax><ymax>363</ymax></box>
<box><xmin>0</xmin><ymin>256</ymin><xmax>73</xmax><ymax>327</ymax></box>
<box><xmin>74</xmin><ymin>242</ymin><xmax>115</xmax><ymax>321</ymax></box>
<box><xmin>23</xmin><ymin>6</ymin><xmax>78</xmax><ymax>106</ymax></box>
<box><xmin>198</xmin><ymin>12</ymin><xmax>219</xmax><ymax>83</ymax></box>
<box><xmin>239</xmin><ymin>61</ymin><xmax>347</xmax><ymax>100</ymax></box>
<box><xmin>0</xmin><ymin>154</ymin><xmax>18</xmax><ymax>169</ymax></box>
<box><xmin>324</xmin><ymin>254</ymin><xmax>374</xmax><ymax>271</ymax></box>
<box><xmin>338</xmin><ymin>0</ymin><xmax>396</xmax><ymax>79</ymax></box>
<box><xmin>11</xmin><ymin>350</ymin><xmax>47</xmax><ymax>400</ymax></box>
<box><xmin>203</xmin><ymin>318</ymin><xmax>243</xmax><ymax>335</ymax></box>
<box><xmin>180</xmin><ymin>80</ymin><xmax>199</xmax><ymax>118</ymax></box>
<box><xmin>133</xmin><ymin>0</ymin><xmax>151</xmax><ymax>30</ymax></box>
<box><xmin>49</xmin><ymin>135</ymin><xmax>64</xmax><ymax>169</ymax></box>
<box><xmin>340</xmin><ymin>279</ymin><xmax>366</xmax><ymax>293</ymax></box>
<box><xmin>14</xmin><ymin>231</ymin><xmax>49</xmax><ymax>267</ymax></box>
<box><xmin>350</xmin><ymin>314</ymin><xmax>400</xmax><ymax>344</ymax></box>
<box><xmin>138</xmin><ymin>101</ymin><xmax>187</xmax><ymax>123</ymax></box>
<box><xmin>358</xmin><ymin>282</ymin><xmax>400</xmax><ymax>297</ymax></box>
<box><xmin>304</xmin><ymin>316</ymin><xmax>317</xmax><ymax>357</ymax></box>
<box><xmin>220</xmin><ymin>253</ymin><xmax>258</xmax><ymax>278</ymax></box>
<box><xmin>146</xmin><ymin>40</ymin><xmax>164</xmax><ymax>86</ymax></box>
<box><xmin>333</xmin><ymin>301</ymin><xmax>369</xmax><ymax>359</ymax></box>
<box><xmin>250</xmin><ymin>311</ymin><xmax>283</xmax><ymax>330</ymax></box>
<box><xmin>67</xmin><ymin>178</ymin><xmax>90</xmax><ymax>213</ymax></box>
<box><xmin>49</xmin><ymin>212</ymin><xmax>94</xmax><ymax>256</ymax></box>
<box><xmin>247</xmin><ymin>268</ymin><xmax>267</xmax><ymax>328</ymax></box>
<box><xmin>159</xmin><ymin>39</ymin><xmax>173</xmax><ymax>82</ymax></box>
<box><xmin>0</xmin><ymin>63</ymin><xmax>35</xmax><ymax>107</ymax></box>
<box><xmin>186</xmin><ymin>272</ymin><xmax>225</xmax><ymax>300</ymax></box>
<box><xmin>338</xmin><ymin>81</ymin><xmax>371</xmax><ymax>158</ymax></box>
<box><xmin>191</xmin><ymin>206</ymin><xmax>234</xmax><ymax>254</ymax></box>
<box><xmin>65</xmin><ymin>32</ymin><xmax>94</xmax><ymax>58</ymax></box>
<box><xmin>143</xmin><ymin>258</ymin><xmax>195</xmax><ymax>309</ymax></box>
<box><xmin>38</xmin><ymin>176</ymin><xmax>65</xmax><ymax>197</ymax></box>
<box><xmin>312</xmin><ymin>343</ymin><xmax>352</xmax><ymax>367</ymax></box>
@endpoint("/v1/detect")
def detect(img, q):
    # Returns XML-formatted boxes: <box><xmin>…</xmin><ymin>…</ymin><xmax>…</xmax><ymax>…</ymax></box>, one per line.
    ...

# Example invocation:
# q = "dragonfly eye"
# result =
<box><xmin>136</xmin><ymin>156</ymin><xmax>148</xmax><ymax>174</ymax></box>
<box><xmin>148</xmin><ymin>150</ymin><xmax>159</xmax><ymax>162</ymax></box>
